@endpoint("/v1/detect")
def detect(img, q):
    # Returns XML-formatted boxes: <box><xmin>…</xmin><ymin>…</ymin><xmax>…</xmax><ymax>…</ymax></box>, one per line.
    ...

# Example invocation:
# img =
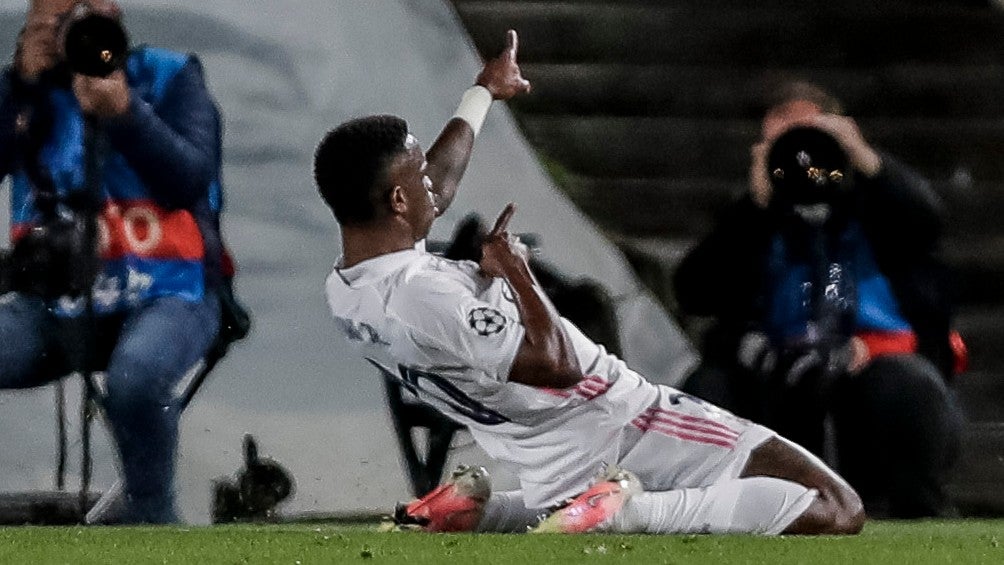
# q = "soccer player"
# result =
<box><xmin>316</xmin><ymin>31</ymin><xmax>864</xmax><ymax>535</ymax></box>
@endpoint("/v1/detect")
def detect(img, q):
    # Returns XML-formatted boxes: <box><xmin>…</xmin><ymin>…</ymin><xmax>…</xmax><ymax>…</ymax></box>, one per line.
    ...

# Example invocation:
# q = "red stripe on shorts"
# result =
<box><xmin>648</xmin><ymin>407</ymin><xmax>740</xmax><ymax>436</ymax></box>
<box><xmin>642</xmin><ymin>412</ymin><xmax>740</xmax><ymax>443</ymax></box>
<box><xmin>632</xmin><ymin>419</ymin><xmax>736</xmax><ymax>449</ymax></box>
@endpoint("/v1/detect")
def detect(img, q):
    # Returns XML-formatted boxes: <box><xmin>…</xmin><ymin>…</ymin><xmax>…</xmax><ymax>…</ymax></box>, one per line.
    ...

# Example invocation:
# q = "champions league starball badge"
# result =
<box><xmin>468</xmin><ymin>307</ymin><xmax>507</xmax><ymax>336</ymax></box>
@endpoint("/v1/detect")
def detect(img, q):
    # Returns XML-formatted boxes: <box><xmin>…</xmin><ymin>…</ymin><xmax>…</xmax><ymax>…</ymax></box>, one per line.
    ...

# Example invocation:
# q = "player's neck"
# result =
<box><xmin>340</xmin><ymin>222</ymin><xmax>418</xmax><ymax>268</ymax></box>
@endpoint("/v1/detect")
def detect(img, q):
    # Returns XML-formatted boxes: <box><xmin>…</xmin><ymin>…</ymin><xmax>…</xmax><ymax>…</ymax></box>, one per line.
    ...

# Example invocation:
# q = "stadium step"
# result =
<box><xmin>520</xmin><ymin>115</ymin><xmax>1004</xmax><ymax>180</ymax></box>
<box><xmin>453</xmin><ymin>1</ymin><xmax>1004</xmax><ymax>66</ymax></box>
<box><xmin>948</xmin><ymin>422</ymin><xmax>1004</xmax><ymax>516</ymax></box>
<box><xmin>956</xmin><ymin>371</ymin><xmax>1004</xmax><ymax>424</ymax></box>
<box><xmin>513</xmin><ymin>63</ymin><xmax>1004</xmax><ymax>119</ymax></box>
<box><xmin>560</xmin><ymin>177</ymin><xmax>1004</xmax><ymax>239</ymax></box>
<box><xmin>946</xmin><ymin>238</ymin><xmax>1004</xmax><ymax>307</ymax></box>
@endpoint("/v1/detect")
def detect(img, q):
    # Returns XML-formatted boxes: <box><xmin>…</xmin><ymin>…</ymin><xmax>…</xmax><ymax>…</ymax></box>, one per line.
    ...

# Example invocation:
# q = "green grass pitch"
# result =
<box><xmin>1</xmin><ymin>520</ymin><xmax>1001</xmax><ymax>564</ymax></box>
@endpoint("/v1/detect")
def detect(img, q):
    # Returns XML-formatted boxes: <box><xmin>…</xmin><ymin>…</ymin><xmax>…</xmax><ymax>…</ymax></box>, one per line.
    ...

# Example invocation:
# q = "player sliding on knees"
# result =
<box><xmin>315</xmin><ymin>30</ymin><xmax>864</xmax><ymax>535</ymax></box>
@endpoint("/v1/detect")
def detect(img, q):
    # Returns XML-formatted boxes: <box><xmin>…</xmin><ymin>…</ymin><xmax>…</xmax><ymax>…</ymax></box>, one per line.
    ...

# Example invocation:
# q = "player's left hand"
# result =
<box><xmin>476</xmin><ymin>30</ymin><xmax>532</xmax><ymax>101</ymax></box>
<box><xmin>73</xmin><ymin>70</ymin><xmax>131</xmax><ymax>118</ymax></box>
<box><xmin>809</xmin><ymin>113</ymin><xmax>882</xmax><ymax>178</ymax></box>
<box><xmin>480</xmin><ymin>203</ymin><xmax>530</xmax><ymax>278</ymax></box>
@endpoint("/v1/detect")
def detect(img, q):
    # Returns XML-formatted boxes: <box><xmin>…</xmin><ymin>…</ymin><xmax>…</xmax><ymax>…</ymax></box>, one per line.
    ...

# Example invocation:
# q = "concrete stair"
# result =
<box><xmin>455</xmin><ymin>2</ymin><xmax>1004</xmax><ymax>66</ymax></box>
<box><xmin>947</xmin><ymin>423</ymin><xmax>1004</xmax><ymax>516</ymax></box>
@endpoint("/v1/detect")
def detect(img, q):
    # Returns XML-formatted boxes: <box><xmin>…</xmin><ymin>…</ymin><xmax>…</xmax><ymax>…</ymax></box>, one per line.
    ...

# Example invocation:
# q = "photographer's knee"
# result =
<box><xmin>104</xmin><ymin>352</ymin><xmax>172</xmax><ymax>411</ymax></box>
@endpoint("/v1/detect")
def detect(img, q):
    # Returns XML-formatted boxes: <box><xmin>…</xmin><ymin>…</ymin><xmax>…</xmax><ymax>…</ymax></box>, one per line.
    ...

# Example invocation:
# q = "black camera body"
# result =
<box><xmin>62</xmin><ymin>7</ymin><xmax>129</xmax><ymax>78</ymax></box>
<box><xmin>766</xmin><ymin>126</ymin><xmax>851</xmax><ymax>219</ymax></box>
<box><xmin>6</xmin><ymin>214</ymin><xmax>96</xmax><ymax>301</ymax></box>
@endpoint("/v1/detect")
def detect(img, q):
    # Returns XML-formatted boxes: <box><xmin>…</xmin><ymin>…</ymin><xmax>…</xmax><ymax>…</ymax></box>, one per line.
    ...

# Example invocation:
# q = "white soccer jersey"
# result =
<box><xmin>325</xmin><ymin>247</ymin><xmax>753</xmax><ymax>508</ymax></box>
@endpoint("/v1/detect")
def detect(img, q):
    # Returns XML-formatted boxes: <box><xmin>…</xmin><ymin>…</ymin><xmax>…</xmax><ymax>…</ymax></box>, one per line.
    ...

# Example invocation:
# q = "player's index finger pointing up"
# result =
<box><xmin>490</xmin><ymin>203</ymin><xmax>516</xmax><ymax>236</ymax></box>
<box><xmin>505</xmin><ymin>30</ymin><xmax>519</xmax><ymax>61</ymax></box>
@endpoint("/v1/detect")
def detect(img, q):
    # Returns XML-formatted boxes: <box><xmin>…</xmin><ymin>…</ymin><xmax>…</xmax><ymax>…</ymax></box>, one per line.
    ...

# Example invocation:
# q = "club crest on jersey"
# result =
<box><xmin>468</xmin><ymin>307</ymin><xmax>506</xmax><ymax>336</ymax></box>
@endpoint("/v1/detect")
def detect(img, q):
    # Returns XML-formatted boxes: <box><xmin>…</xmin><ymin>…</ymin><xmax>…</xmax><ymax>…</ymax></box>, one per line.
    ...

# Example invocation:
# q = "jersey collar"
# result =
<box><xmin>334</xmin><ymin>240</ymin><xmax>427</xmax><ymax>287</ymax></box>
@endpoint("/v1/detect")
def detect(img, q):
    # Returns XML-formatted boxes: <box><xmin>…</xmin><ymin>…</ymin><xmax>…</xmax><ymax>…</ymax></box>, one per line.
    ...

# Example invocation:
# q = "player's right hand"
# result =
<box><xmin>480</xmin><ymin>203</ymin><xmax>530</xmax><ymax>278</ymax></box>
<box><xmin>15</xmin><ymin>10</ymin><xmax>62</xmax><ymax>84</ymax></box>
<box><xmin>476</xmin><ymin>30</ymin><xmax>532</xmax><ymax>101</ymax></box>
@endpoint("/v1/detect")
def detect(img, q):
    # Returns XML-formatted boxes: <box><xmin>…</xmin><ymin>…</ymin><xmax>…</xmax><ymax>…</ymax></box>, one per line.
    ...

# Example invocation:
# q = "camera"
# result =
<box><xmin>7</xmin><ymin>214</ymin><xmax>96</xmax><ymax>300</ymax></box>
<box><xmin>766</xmin><ymin>126</ymin><xmax>850</xmax><ymax>214</ymax></box>
<box><xmin>62</xmin><ymin>5</ymin><xmax>129</xmax><ymax>78</ymax></box>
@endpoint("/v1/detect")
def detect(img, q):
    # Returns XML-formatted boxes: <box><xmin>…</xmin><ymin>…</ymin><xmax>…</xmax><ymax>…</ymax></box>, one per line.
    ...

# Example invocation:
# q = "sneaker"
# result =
<box><xmin>391</xmin><ymin>465</ymin><xmax>491</xmax><ymax>532</ymax></box>
<box><xmin>531</xmin><ymin>465</ymin><xmax>641</xmax><ymax>534</ymax></box>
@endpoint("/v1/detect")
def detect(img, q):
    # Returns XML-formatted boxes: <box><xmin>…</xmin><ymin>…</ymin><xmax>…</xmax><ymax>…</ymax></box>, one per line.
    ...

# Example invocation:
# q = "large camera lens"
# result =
<box><xmin>64</xmin><ymin>12</ymin><xmax>129</xmax><ymax>77</ymax></box>
<box><xmin>767</xmin><ymin>126</ymin><xmax>849</xmax><ymax>208</ymax></box>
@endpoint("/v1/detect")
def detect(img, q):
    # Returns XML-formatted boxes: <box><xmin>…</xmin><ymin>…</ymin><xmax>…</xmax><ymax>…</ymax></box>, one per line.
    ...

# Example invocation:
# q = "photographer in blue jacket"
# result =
<box><xmin>674</xmin><ymin>82</ymin><xmax>964</xmax><ymax>518</ymax></box>
<box><xmin>0</xmin><ymin>0</ymin><xmax>229</xmax><ymax>523</ymax></box>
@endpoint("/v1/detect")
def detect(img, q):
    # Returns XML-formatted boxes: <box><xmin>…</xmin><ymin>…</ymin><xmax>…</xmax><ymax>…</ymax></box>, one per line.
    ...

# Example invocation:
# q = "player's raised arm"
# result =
<box><xmin>425</xmin><ymin>30</ymin><xmax>531</xmax><ymax>216</ymax></box>
<box><xmin>480</xmin><ymin>203</ymin><xmax>582</xmax><ymax>389</ymax></box>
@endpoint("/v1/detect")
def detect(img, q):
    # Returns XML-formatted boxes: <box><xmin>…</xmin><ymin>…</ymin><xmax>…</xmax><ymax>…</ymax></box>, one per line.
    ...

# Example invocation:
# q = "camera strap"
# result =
<box><xmin>805</xmin><ymin>226</ymin><xmax>857</xmax><ymax>373</ymax></box>
<box><xmin>76</xmin><ymin>116</ymin><xmax>106</xmax><ymax>292</ymax></box>
<box><xmin>76</xmin><ymin>115</ymin><xmax>109</xmax><ymax>521</ymax></box>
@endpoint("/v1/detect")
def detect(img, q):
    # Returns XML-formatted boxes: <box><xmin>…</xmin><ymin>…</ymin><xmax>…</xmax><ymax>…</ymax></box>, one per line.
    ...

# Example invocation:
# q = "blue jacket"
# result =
<box><xmin>0</xmin><ymin>46</ymin><xmax>224</xmax><ymax>314</ymax></box>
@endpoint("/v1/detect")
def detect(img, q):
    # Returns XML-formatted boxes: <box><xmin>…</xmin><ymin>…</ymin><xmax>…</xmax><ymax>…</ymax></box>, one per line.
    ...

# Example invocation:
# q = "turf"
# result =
<box><xmin>1</xmin><ymin>520</ymin><xmax>1002</xmax><ymax>564</ymax></box>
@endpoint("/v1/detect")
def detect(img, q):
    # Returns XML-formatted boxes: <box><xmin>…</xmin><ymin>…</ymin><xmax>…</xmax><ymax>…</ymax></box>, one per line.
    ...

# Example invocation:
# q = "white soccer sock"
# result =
<box><xmin>604</xmin><ymin>477</ymin><xmax>817</xmax><ymax>535</ymax></box>
<box><xmin>476</xmin><ymin>490</ymin><xmax>542</xmax><ymax>533</ymax></box>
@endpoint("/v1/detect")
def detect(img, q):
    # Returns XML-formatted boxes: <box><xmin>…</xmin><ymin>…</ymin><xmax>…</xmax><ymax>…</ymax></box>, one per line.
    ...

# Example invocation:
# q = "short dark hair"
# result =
<box><xmin>760</xmin><ymin>79</ymin><xmax>844</xmax><ymax>116</ymax></box>
<box><xmin>314</xmin><ymin>115</ymin><xmax>409</xmax><ymax>225</ymax></box>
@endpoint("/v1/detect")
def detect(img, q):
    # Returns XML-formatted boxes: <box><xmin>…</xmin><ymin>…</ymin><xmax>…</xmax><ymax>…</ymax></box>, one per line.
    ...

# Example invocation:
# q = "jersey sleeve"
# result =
<box><xmin>389</xmin><ymin>275</ymin><xmax>525</xmax><ymax>381</ymax></box>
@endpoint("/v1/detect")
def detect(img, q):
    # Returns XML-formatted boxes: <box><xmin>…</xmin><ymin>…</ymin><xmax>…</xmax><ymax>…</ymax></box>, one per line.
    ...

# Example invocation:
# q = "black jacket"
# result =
<box><xmin>674</xmin><ymin>155</ymin><xmax>955</xmax><ymax>380</ymax></box>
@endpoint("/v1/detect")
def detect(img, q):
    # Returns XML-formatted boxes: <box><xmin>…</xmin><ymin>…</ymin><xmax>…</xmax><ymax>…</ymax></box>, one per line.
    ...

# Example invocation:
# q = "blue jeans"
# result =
<box><xmin>0</xmin><ymin>291</ymin><xmax>221</xmax><ymax>523</ymax></box>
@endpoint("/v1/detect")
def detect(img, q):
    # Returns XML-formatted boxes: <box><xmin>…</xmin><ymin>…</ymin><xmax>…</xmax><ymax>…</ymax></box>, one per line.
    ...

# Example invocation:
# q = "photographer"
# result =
<box><xmin>673</xmin><ymin>82</ymin><xmax>963</xmax><ymax>518</ymax></box>
<box><xmin>0</xmin><ymin>0</ymin><xmax>228</xmax><ymax>523</ymax></box>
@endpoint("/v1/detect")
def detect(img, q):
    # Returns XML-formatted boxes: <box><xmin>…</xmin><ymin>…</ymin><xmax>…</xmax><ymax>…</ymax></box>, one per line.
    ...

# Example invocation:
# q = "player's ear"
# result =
<box><xmin>389</xmin><ymin>185</ymin><xmax>407</xmax><ymax>215</ymax></box>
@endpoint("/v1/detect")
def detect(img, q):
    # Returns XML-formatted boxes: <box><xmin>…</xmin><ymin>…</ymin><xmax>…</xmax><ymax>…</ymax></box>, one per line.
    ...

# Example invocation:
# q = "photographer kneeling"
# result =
<box><xmin>0</xmin><ymin>0</ymin><xmax>230</xmax><ymax>523</ymax></box>
<box><xmin>674</xmin><ymin>82</ymin><xmax>964</xmax><ymax>518</ymax></box>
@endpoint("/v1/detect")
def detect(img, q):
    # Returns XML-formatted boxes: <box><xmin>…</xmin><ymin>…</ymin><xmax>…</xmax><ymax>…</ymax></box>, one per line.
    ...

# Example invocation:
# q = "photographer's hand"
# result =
<box><xmin>73</xmin><ymin>70</ymin><xmax>130</xmax><ymax>118</ymax></box>
<box><xmin>749</xmin><ymin>140</ymin><xmax>772</xmax><ymax>209</ymax></box>
<box><xmin>810</xmin><ymin>114</ymin><xmax>882</xmax><ymax>178</ymax></box>
<box><xmin>847</xmin><ymin>336</ymin><xmax>870</xmax><ymax>375</ymax></box>
<box><xmin>15</xmin><ymin>11</ymin><xmax>61</xmax><ymax>84</ymax></box>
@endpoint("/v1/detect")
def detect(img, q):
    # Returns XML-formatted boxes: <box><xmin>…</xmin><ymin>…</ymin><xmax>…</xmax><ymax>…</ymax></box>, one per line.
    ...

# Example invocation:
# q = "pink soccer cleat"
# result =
<box><xmin>531</xmin><ymin>465</ymin><xmax>641</xmax><ymax>534</ymax></box>
<box><xmin>392</xmin><ymin>465</ymin><xmax>491</xmax><ymax>532</ymax></box>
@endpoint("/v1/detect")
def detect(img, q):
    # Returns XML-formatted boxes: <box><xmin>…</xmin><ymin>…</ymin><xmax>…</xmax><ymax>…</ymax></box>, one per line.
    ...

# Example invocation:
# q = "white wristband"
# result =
<box><xmin>452</xmin><ymin>85</ymin><xmax>493</xmax><ymax>137</ymax></box>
